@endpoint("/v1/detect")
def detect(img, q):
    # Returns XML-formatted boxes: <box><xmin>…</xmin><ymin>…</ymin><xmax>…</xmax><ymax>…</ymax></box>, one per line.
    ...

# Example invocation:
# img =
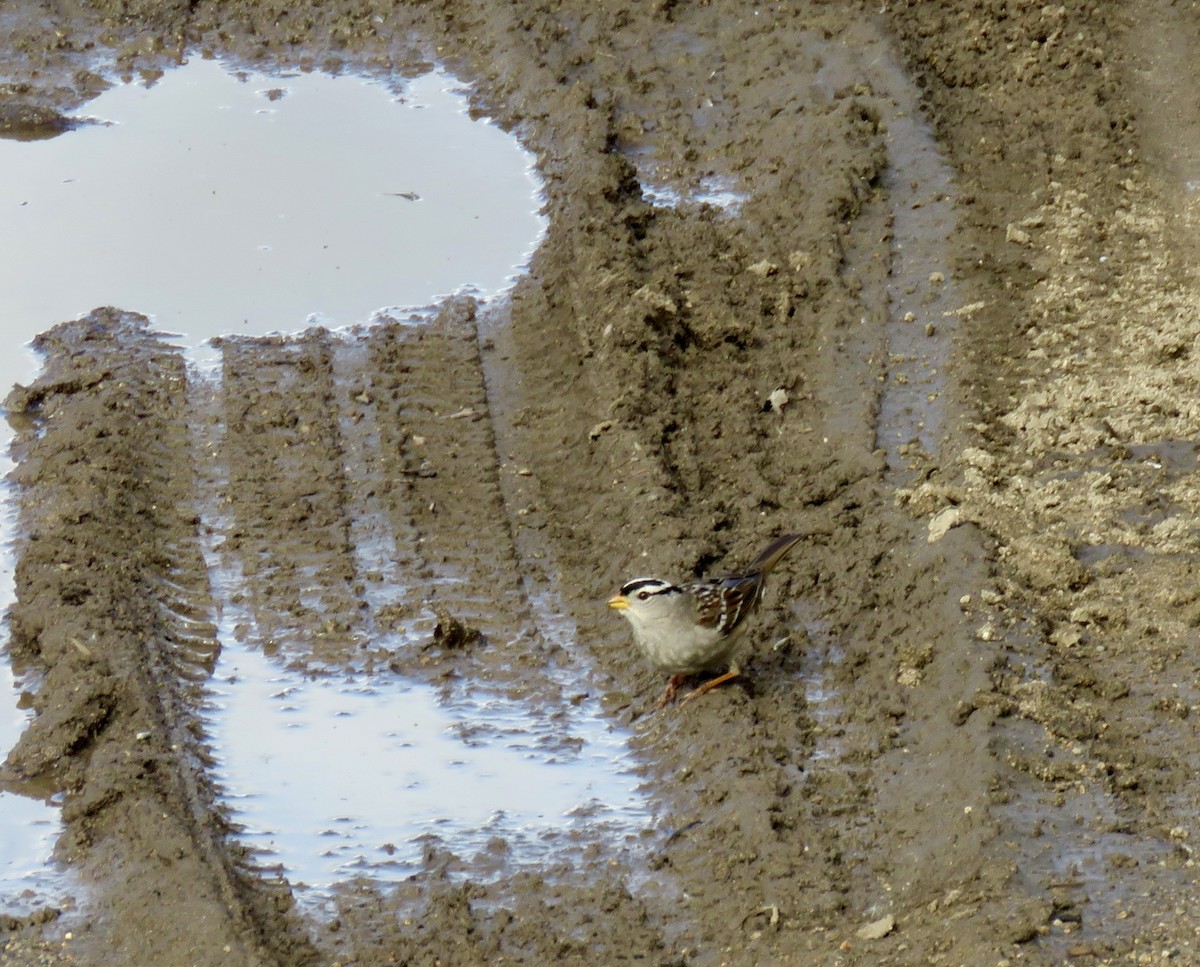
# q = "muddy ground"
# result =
<box><xmin>4</xmin><ymin>0</ymin><xmax>1200</xmax><ymax>964</ymax></box>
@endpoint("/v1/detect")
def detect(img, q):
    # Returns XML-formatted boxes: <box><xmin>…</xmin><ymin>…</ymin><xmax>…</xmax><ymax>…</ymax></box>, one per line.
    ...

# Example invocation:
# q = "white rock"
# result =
<box><xmin>856</xmin><ymin>914</ymin><xmax>896</xmax><ymax>941</ymax></box>
<box><xmin>927</xmin><ymin>506</ymin><xmax>962</xmax><ymax>543</ymax></box>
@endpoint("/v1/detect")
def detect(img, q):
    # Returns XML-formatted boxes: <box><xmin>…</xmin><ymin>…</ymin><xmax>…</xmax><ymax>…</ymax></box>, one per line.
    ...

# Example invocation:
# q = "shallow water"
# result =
<box><xmin>207</xmin><ymin>641</ymin><xmax>646</xmax><ymax>889</ymax></box>
<box><xmin>0</xmin><ymin>57</ymin><xmax>545</xmax><ymax>366</ymax></box>
<box><xmin>0</xmin><ymin>58</ymin><xmax>551</xmax><ymax>907</ymax></box>
<box><xmin>193</xmin><ymin>333</ymin><xmax>651</xmax><ymax>891</ymax></box>
<box><xmin>0</xmin><ymin>663</ymin><xmax>65</xmax><ymax>914</ymax></box>
<box><xmin>841</xmin><ymin>42</ymin><xmax>962</xmax><ymax>469</ymax></box>
<box><xmin>0</xmin><ymin>489</ymin><xmax>66</xmax><ymax>915</ymax></box>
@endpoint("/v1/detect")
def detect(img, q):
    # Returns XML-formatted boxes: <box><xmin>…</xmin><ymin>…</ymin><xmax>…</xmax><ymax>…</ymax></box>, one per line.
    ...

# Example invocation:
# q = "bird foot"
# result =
<box><xmin>679</xmin><ymin>667</ymin><xmax>741</xmax><ymax>706</ymax></box>
<box><xmin>656</xmin><ymin>675</ymin><xmax>686</xmax><ymax>709</ymax></box>
<box><xmin>655</xmin><ymin>667</ymin><xmax>742</xmax><ymax>708</ymax></box>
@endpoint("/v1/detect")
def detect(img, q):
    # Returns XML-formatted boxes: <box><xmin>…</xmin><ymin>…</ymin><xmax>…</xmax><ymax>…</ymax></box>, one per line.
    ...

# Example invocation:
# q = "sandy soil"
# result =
<box><xmin>4</xmin><ymin>0</ymin><xmax>1200</xmax><ymax>964</ymax></box>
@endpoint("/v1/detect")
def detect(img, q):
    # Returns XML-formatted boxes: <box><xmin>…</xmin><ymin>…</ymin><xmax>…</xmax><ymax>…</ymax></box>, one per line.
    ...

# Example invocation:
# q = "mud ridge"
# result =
<box><xmin>361</xmin><ymin>302</ymin><xmax>556</xmax><ymax>673</ymax></box>
<box><xmin>213</xmin><ymin>331</ymin><xmax>366</xmax><ymax>669</ymax></box>
<box><xmin>2</xmin><ymin>311</ymin><xmax>317</xmax><ymax>965</ymax></box>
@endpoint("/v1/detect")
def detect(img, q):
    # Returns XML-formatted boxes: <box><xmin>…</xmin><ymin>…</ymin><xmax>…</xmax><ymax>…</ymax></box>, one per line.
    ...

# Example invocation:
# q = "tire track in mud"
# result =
<box><xmin>214</xmin><ymin>333</ymin><xmax>367</xmax><ymax>668</ymax></box>
<box><xmin>826</xmin><ymin>21</ymin><xmax>1150</xmax><ymax>955</ymax></box>
<box><xmin>880</xmin><ymin>1</ymin><xmax>1200</xmax><ymax>959</ymax></box>
<box><xmin>206</xmin><ymin>302</ymin><xmax>563</xmax><ymax>683</ymax></box>
<box><xmin>1</xmin><ymin>312</ymin><xmax>317</xmax><ymax>967</ymax></box>
<box><xmin>418</xmin><ymin>8</ymin><xmax>948</xmax><ymax>963</ymax></box>
<box><xmin>360</xmin><ymin>302</ymin><xmax>557</xmax><ymax>676</ymax></box>
<box><xmin>2</xmin><ymin>306</ymin><xmax>656</xmax><ymax>965</ymax></box>
<box><xmin>431</xmin><ymin>6</ymin><xmax>926</xmax><ymax>959</ymax></box>
<box><xmin>195</xmin><ymin>302</ymin><xmax>659</xmax><ymax>961</ymax></box>
<box><xmin>828</xmin><ymin>14</ymin><xmax>1021</xmax><ymax>920</ymax></box>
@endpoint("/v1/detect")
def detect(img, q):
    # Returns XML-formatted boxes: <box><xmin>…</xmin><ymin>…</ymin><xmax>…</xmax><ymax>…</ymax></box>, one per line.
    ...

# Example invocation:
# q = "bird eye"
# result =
<box><xmin>637</xmin><ymin>590</ymin><xmax>650</xmax><ymax>601</ymax></box>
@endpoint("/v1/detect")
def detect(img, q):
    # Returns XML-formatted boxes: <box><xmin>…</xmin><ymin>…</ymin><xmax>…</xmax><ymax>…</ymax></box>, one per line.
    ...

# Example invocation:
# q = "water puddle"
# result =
<box><xmin>793</xmin><ymin>610</ymin><xmax>847</xmax><ymax>766</ymax></box>
<box><xmin>0</xmin><ymin>426</ymin><xmax>69</xmax><ymax>910</ymax></box>
<box><xmin>860</xmin><ymin>50</ymin><xmax>962</xmax><ymax>470</ymax></box>
<box><xmin>192</xmin><ymin>343</ymin><xmax>647</xmax><ymax>891</ymax></box>
<box><xmin>641</xmin><ymin>174</ymin><xmax>745</xmax><ymax>214</ymax></box>
<box><xmin>614</xmin><ymin>22</ymin><xmax>747</xmax><ymax>219</ymax></box>
<box><xmin>0</xmin><ymin>57</ymin><xmax>545</xmax><ymax>359</ymax></box>
<box><xmin>1</xmin><ymin>56</ymin><xmax>563</xmax><ymax>905</ymax></box>
<box><xmin>0</xmin><ymin>661</ymin><xmax>67</xmax><ymax>915</ymax></box>
<box><xmin>206</xmin><ymin>642</ymin><xmax>644</xmax><ymax>889</ymax></box>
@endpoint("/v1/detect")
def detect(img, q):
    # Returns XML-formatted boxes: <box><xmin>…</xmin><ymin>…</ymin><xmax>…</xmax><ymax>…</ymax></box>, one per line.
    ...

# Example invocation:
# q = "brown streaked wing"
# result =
<box><xmin>690</xmin><ymin>575</ymin><xmax>762</xmax><ymax>634</ymax></box>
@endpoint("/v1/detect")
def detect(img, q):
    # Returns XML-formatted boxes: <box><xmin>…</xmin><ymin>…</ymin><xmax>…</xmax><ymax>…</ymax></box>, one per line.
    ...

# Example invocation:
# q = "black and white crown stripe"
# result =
<box><xmin>618</xmin><ymin>577</ymin><xmax>681</xmax><ymax>598</ymax></box>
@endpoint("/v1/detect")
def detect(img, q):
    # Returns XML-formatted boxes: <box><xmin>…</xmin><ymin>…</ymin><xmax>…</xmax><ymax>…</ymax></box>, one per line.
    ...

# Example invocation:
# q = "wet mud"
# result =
<box><xmin>5</xmin><ymin>1</ymin><xmax>1200</xmax><ymax>965</ymax></box>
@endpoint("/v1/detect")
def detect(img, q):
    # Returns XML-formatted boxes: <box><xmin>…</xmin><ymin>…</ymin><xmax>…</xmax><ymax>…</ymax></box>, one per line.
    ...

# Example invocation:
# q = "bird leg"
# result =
<box><xmin>679</xmin><ymin>665</ymin><xmax>741</xmax><ymax>706</ymax></box>
<box><xmin>656</xmin><ymin>674</ymin><xmax>687</xmax><ymax>709</ymax></box>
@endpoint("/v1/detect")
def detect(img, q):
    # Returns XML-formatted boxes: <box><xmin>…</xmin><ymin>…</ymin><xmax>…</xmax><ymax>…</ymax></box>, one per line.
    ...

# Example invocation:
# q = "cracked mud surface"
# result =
<box><xmin>5</xmin><ymin>1</ymin><xmax>1200</xmax><ymax>964</ymax></box>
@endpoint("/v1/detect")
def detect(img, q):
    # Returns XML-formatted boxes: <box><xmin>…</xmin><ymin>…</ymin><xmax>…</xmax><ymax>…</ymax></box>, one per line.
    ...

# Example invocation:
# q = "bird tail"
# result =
<box><xmin>744</xmin><ymin>533</ymin><xmax>802</xmax><ymax>576</ymax></box>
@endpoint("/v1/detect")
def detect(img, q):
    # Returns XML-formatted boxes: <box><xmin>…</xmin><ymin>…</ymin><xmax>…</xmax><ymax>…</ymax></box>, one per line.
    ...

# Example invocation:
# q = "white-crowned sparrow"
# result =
<box><xmin>608</xmin><ymin>534</ymin><xmax>801</xmax><ymax>707</ymax></box>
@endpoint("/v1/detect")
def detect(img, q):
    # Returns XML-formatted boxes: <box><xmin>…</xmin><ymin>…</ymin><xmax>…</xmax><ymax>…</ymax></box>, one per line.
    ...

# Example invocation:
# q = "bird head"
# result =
<box><xmin>608</xmin><ymin>578</ymin><xmax>681</xmax><ymax>627</ymax></box>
